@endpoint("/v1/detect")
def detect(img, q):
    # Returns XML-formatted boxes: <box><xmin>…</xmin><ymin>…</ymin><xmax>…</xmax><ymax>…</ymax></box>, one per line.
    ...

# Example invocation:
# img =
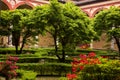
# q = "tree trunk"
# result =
<box><xmin>61</xmin><ymin>47</ymin><xmax>65</xmax><ymax>62</ymax></box>
<box><xmin>19</xmin><ymin>36</ymin><xmax>26</xmax><ymax>54</ymax></box>
<box><xmin>12</xmin><ymin>31</ymin><xmax>20</xmax><ymax>54</ymax></box>
<box><xmin>15</xmin><ymin>45</ymin><xmax>19</xmax><ymax>54</ymax></box>
<box><xmin>5</xmin><ymin>76</ymin><xmax>10</xmax><ymax>80</ymax></box>
<box><xmin>61</xmin><ymin>42</ymin><xmax>66</xmax><ymax>63</ymax></box>
<box><xmin>53</xmin><ymin>36</ymin><xmax>61</xmax><ymax>61</ymax></box>
<box><xmin>19</xmin><ymin>41</ymin><xmax>24</xmax><ymax>54</ymax></box>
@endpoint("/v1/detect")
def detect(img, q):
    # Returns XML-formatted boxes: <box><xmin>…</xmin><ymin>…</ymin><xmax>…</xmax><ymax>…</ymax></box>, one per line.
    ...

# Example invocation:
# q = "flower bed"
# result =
<box><xmin>0</xmin><ymin>56</ymin><xmax>19</xmax><ymax>80</ymax></box>
<box><xmin>66</xmin><ymin>52</ymin><xmax>120</xmax><ymax>80</ymax></box>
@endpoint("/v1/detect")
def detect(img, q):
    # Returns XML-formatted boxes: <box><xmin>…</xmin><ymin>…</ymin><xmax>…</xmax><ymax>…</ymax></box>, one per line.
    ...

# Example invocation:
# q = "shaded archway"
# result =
<box><xmin>0</xmin><ymin>0</ymin><xmax>10</xmax><ymax>47</ymax></box>
<box><xmin>0</xmin><ymin>0</ymin><xmax>9</xmax><ymax>10</ymax></box>
<box><xmin>13</xmin><ymin>2</ymin><xmax>34</xmax><ymax>9</ymax></box>
<box><xmin>92</xmin><ymin>8</ymin><xmax>114</xmax><ymax>50</ymax></box>
<box><xmin>17</xmin><ymin>4</ymin><xmax>33</xmax><ymax>9</ymax></box>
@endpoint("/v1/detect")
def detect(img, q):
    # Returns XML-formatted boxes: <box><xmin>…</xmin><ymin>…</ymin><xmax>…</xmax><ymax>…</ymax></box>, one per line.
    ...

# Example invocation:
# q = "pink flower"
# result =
<box><xmin>10</xmin><ymin>70</ymin><xmax>17</xmax><ymax>76</ymax></box>
<box><xmin>14</xmin><ymin>57</ymin><xmax>19</xmax><ymax>61</ymax></box>
<box><xmin>9</xmin><ymin>56</ymin><xmax>19</xmax><ymax>61</ymax></box>
<box><xmin>0</xmin><ymin>62</ymin><xmax>3</xmax><ymax>64</ymax></box>
<box><xmin>10</xmin><ymin>65</ymin><xmax>18</xmax><ymax>70</ymax></box>
<box><xmin>6</xmin><ymin>60</ymin><xmax>12</xmax><ymax>65</ymax></box>
<box><xmin>9</xmin><ymin>56</ymin><xmax>14</xmax><ymax>60</ymax></box>
<box><xmin>8</xmin><ymin>74</ymin><xmax>12</xmax><ymax>78</ymax></box>
<box><xmin>1</xmin><ymin>56</ymin><xmax>19</xmax><ymax>79</ymax></box>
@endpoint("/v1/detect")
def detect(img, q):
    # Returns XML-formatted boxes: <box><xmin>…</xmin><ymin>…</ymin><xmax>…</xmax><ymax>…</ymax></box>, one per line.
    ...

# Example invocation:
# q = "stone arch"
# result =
<box><xmin>0</xmin><ymin>0</ymin><xmax>12</xmax><ymax>10</ymax></box>
<box><xmin>82</xmin><ymin>10</ymin><xmax>90</xmax><ymax>17</ymax></box>
<box><xmin>91</xmin><ymin>7</ymin><xmax>108</xmax><ymax>18</ymax></box>
<box><xmin>13</xmin><ymin>2</ymin><xmax>34</xmax><ymax>9</ymax></box>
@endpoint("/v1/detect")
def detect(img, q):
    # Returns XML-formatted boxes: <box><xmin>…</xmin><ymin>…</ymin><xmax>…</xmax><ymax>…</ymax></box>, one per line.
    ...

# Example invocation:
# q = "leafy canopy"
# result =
<box><xmin>94</xmin><ymin>6</ymin><xmax>120</xmax><ymax>52</ymax></box>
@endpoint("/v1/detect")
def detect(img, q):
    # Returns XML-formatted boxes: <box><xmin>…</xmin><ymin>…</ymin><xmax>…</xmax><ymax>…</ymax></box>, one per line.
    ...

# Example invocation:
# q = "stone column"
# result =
<box><xmin>111</xmin><ymin>38</ymin><xmax>115</xmax><ymax>50</ymax></box>
<box><xmin>90</xmin><ymin>39</ymin><xmax>93</xmax><ymax>49</ymax></box>
<box><xmin>8</xmin><ymin>25</ymin><xmax>13</xmax><ymax>47</ymax></box>
<box><xmin>111</xmin><ymin>25</ymin><xmax>115</xmax><ymax>50</ymax></box>
<box><xmin>8</xmin><ymin>35</ymin><xmax>12</xmax><ymax>47</ymax></box>
<box><xmin>56</xmin><ymin>38</ymin><xmax>59</xmax><ymax>47</ymax></box>
<box><xmin>34</xmin><ymin>36</ymin><xmax>38</xmax><ymax>48</ymax></box>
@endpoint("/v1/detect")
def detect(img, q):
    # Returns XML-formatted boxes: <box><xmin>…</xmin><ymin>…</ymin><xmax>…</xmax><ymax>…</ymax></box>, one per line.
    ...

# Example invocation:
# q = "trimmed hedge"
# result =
<box><xmin>0</xmin><ymin>55</ymin><xmax>72</xmax><ymax>63</ymax></box>
<box><xmin>17</xmin><ymin>63</ymin><xmax>72</xmax><ymax>76</ymax></box>
<box><xmin>0</xmin><ymin>50</ymin><xmax>36</xmax><ymax>54</ymax></box>
<box><xmin>17</xmin><ymin>69</ymin><xmax>37</xmax><ymax>80</ymax></box>
<box><xmin>48</xmin><ymin>49</ymin><xmax>118</xmax><ymax>58</ymax></box>
<box><xmin>78</xmin><ymin>60</ymin><xmax>120</xmax><ymax>80</ymax></box>
<box><xmin>0</xmin><ymin>48</ymin><xmax>118</xmax><ymax>58</ymax></box>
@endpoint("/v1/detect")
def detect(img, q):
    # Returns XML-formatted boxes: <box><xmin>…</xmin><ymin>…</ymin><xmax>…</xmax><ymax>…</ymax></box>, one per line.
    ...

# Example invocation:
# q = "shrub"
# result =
<box><xmin>17</xmin><ymin>69</ymin><xmax>37</xmax><ymax>80</ymax></box>
<box><xmin>0</xmin><ymin>48</ymin><xmax>37</xmax><ymax>54</ymax></box>
<box><xmin>66</xmin><ymin>52</ymin><xmax>120</xmax><ymax>80</ymax></box>
<box><xmin>17</xmin><ymin>63</ymin><xmax>72</xmax><ymax>76</ymax></box>
<box><xmin>59</xmin><ymin>77</ymin><xmax>67</xmax><ymax>80</ymax></box>
<box><xmin>0</xmin><ymin>56</ymin><xmax>19</xmax><ymax>80</ymax></box>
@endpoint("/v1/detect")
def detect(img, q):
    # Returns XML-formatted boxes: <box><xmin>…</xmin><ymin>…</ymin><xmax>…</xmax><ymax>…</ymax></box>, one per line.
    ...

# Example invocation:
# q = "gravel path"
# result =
<box><xmin>0</xmin><ymin>77</ymin><xmax>59</xmax><ymax>80</ymax></box>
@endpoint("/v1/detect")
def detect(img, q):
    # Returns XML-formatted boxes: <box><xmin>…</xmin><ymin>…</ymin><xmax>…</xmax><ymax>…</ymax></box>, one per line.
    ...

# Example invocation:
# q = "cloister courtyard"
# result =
<box><xmin>0</xmin><ymin>0</ymin><xmax>120</xmax><ymax>80</ymax></box>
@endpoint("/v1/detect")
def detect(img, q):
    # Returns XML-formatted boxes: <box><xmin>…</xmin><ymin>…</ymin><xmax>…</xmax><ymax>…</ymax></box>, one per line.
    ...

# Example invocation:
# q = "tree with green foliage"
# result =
<box><xmin>44</xmin><ymin>0</ymin><xmax>66</xmax><ymax>62</ymax></box>
<box><xmin>93</xmin><ymin>6</ymin><xmax>120</xmax><ymax>54</ymax></box>
<box><xmin>0</xmin><ymin>9</ymin><xmax>46</xmax><ymax>54</ymax></box>
<box><xmin>0</xmin><ymin>10</ymin><xmax>11</xmax><ymax>36</ymax></box>
<box><xmin>33</xmin><ymin>0</ymin><xmax>95</xmax><ymax>62</ymax></box>
<box><xmin>58</xmin><ymin>2</ymin><xmax>95</xmax><ymax>62</ymax></box>
<box><xmin>0</xmin><ymin>9</ymin><xmax>29</xmax><ymax>54</ymax></box>
<box><xmin>32</xmin><ymin>1</ymin><xmax>64</xmax><ymax>62</ymax></box>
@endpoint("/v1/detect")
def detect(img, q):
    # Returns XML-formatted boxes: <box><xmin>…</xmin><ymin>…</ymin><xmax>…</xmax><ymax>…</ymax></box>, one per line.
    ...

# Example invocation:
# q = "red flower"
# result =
<box><xmin>79</xmin><ymin>54</ymin><xmax>87</xmax><ymax>59</ymax></box>
<box><xmin>9</xmin><ymin>70</ymin><xmax>17</xmax><ymax>77</ymax></box>
<box><xmin>72</xmin><ymin>67</ymin><xmax>77</xmax><ymax>73</ymax></box>
<box><xmin>67</xmin><ymin>73</ymin><xmax>77</xmax><ymax>80</ymax></box>
<box><xmin>67</xmin><ymin>52</ymin><xmax>103</xmax><ymax>79</ymax></box>
<box><xmin>94</xmin><ymin>58</ymin><xmax>101</xmax><ymax>64</ymax></box>
<box><xmin>80</xmin><ymin>65</ymin><xmax>84</xmax><ymax>70</ymax></box>
<box><xmin>88</xmin><ymin>52</ymin><xmax>96</xmax><ymax>58</ymax></box>
<box><xmin>73</xmin><ymin>58</ymin><xmax>78</xmax><ymax>62</ymax></box>
<box><xmin>79</xmin><ymin>59</ymin><xmax>88</xmax><ymax>64</ymax></box>
<box><xmin>101</xmin><ymin>56</ymin><xmax>108</xmax><ymax>58</ymax></box>
<box><xmin>72</xmin><ymin>58</ymin><xmax>79</xmax><ymax>65</ymax></box>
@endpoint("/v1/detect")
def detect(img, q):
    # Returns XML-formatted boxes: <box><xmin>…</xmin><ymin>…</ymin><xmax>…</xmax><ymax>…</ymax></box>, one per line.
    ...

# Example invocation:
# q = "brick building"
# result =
<box><xmin>0</xmin><ymin>0</ymin><xmax>120</xmax><ymax>50</ymax></box>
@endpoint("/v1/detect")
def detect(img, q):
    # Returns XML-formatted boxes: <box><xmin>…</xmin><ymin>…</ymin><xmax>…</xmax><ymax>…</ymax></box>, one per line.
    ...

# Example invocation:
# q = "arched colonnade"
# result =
<box><xmin>1</xmin><ymin>0</ymin><xmax>120</xmax><ymax>49</ymax></box>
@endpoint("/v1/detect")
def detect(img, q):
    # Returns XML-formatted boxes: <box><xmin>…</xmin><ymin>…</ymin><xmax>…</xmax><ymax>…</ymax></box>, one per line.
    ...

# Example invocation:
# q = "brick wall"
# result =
<box><xmin>38</xmin><ymin>33</ymin><xmax>54</xmax><ymax>47</ymax></box>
